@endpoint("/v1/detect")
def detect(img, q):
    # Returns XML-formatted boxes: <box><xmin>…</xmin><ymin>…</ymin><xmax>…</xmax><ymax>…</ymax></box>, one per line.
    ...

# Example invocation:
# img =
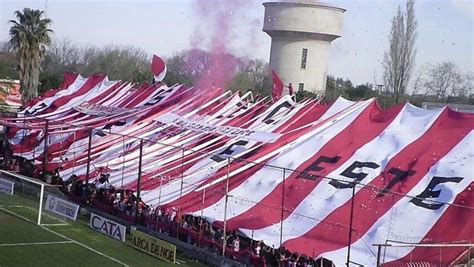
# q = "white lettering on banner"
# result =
<box><xmin>0</xmin><ymin>177</ymin><xmax>14</xmax><ymax>195</ymax></box>
<box><xmin>89</xmin><ymin>213</ymin><xmax>126</xmax><ymax>242</ymax></box>
<box><xmin>45</xmin><ymin>195</ymin><xmax>79</xmax><ymax>221</ymax></box>
<box><xmin>73</xmin><ymin>101</ymin><xmax>139</xmax><ymax>116</ymax></box>
<box><xmin>156</xmin><ymin>113</ymin><xmax>282</xmax><ymax>143</ymax></box>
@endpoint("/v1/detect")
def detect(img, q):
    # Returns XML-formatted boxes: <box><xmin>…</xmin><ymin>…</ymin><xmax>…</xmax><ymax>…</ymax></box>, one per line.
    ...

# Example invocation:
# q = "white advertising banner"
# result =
<box><xmin>89</xmin><ymin>213</ymin><xmax>126</xmax><ymax>242</ymax></box>
<box><xmin>45</xmin><ymin>195</ymin><xmax>80</xmax><ymax>221</ymax></box>
<box><xmin>0</xmin><ymin>177</ymin><xmax>14</xmax><ymax>195</ymax></box>
<box><xmin>156</xmin><ymin>113</ymin><xmax>282</xmax><ymax>143</ymax></box>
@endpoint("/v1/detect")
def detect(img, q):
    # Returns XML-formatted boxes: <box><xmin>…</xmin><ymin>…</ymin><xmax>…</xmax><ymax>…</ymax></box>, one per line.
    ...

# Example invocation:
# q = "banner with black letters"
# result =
<box><xmin>89</xmin><ymin>213</ymin><xmax>126</xmax><ymax>242</ymax></box>
<box><xmin>130</xmin><ymin>229</ymin><xmax>176</xmax><ymax>263</ymax></box>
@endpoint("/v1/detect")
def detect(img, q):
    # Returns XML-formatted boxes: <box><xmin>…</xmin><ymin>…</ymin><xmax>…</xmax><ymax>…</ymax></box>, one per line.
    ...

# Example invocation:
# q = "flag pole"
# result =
<box><xmin>42</xmin><ymin>119</ymin><xmax>49</xmax><ymax>174</ymax></box>
<box><xmin>279</xmin><ymin>168</ymin><xmax>286</xmax><ymax>247</ymax></box>
<box><xmin>121</xmin><ymin>135</ymin><xmax>125</xmax><ymax>188</ymax></box>
<box><xmin>158</xmin><ymin>175</ymin><xmax>163</xmax><ymax>208</ymax></box>
<box><xmin>199</xmin><ymin>187</ymin><xmax>206</xmax><ymax>247</ymax></box>
<box><xmin>346</xmin><ymin>184</ymin><xmax>357</xmax><ymax>266</ymax></box>
<box><xmin>222</xmin><ymin>157</ymin><xmax>231</xmax><ymax>257</ymax></box>
<box><xmin>179</xmin><ymin>148</ymin><xmax>184</xmax><ymax>197</ymax></box>
<box><xmin>85</xmin><ymin>127</ymin><xmax>92</xmax><ymax>185</ymax></box>
<box><xmin>135</xmin><ymin>139</ymin><xmax>144</xmax><ymax>223</ymax></box>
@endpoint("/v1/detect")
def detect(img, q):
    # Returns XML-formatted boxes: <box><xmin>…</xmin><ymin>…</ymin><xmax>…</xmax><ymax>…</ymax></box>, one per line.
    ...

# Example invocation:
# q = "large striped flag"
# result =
<box><xmin>1</xmin><ymin>70</ymin><xmax>472</xmax><ymax>266</ymax></box>
<box><xmin>271</xmin><ymin>70</ymin><xmax>284</xmax><ymax>102</ymax></box>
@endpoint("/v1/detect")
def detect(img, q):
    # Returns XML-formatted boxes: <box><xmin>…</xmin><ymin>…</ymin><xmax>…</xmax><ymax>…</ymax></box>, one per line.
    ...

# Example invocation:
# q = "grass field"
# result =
<box><xmin>0</xmin><ymin>192</ymin><xmax>204</xmax><ymax>267</ymax></box>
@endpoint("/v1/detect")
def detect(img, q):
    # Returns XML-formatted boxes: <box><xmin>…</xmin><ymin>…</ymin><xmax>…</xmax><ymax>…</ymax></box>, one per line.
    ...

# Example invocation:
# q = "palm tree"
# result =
<box><xmin>9</xmin><ymin>8</ymin><xmax>52</xmax><ymax>104</ymax></box>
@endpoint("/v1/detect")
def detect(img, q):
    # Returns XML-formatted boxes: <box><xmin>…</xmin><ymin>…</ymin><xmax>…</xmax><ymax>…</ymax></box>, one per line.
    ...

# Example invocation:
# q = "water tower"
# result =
<box><xmin>263</xmin><ymin>0</ymin><xmax>345</xmax><ymax>95</ymax></box>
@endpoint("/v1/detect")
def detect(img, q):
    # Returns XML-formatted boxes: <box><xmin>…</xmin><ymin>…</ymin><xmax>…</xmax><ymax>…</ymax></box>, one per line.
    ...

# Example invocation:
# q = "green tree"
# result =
<box><xmin>78</xmin><ymin>45</ymin><xmax>152</xmax><ymax>83</ymax></box>
<box><xmin>9</xmin><ymin>8</ymin><xmax>53</xmax><ymax>104</ymax></box>
<box><xmin>0</xmin><ymin>42</ymin><xmax>18</xmax><ymax>79</ymax></box>
<box><xmin>228</xmin><ymin>59</ymin><xmax>272</xmax><ymax>97</ymax></box>
<box><xmin>163</xmin><ymin>51</ymin><xmax>195</xmax><ymax>86</ymax></box>
<box><xmin>325</xmin><ymin>75</ymin><xmax>355</xmax><ymax>101</ymax></box>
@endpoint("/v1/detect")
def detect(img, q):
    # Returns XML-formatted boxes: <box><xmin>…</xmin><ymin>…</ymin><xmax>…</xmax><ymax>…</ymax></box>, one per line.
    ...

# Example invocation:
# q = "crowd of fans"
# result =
<box><xmin>65</xmin><ymin>178</ymin><xmax>335</xmax><ymax>267</ymax></box>
<box><xmin>1</xmin><ymin>135</ymin><xmax>335</xmax><ymax>267</ymax></box>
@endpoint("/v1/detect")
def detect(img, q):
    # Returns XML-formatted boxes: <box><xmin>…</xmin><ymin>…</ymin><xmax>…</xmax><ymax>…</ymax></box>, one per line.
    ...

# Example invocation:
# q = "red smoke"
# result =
<box><xmin>190</xmin><ymin>0</ymin><xmax>253</xmax><ymax>91</ymax></box>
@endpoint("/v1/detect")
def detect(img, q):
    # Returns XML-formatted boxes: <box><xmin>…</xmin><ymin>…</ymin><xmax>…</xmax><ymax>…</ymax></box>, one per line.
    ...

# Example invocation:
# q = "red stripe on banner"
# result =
<box><xmin>124</xmin><ymin>84</ymin><xmax>158</xmax><ymax>107</ymax></box>
<box><xmin>163</xmin><ymin>154</ymin><xmax>277</xmax><ymax>213</ymax></box>
<box><xmin>275</xmin><ymin>101</ymin><xmax>328</xmax><ymax>133</ymax></box>
<box><xmin>22</xmin><ymin>72</ymin><xmax>78</xmax><ymax>109</ymax></box>
<box><xmin>283</xmin><ymin>108</ymin><xmax>474</xmax><ymax>257</ymax></box>
<box><xmin>38</xmin><ymin>74</ymin><xmax>105</xmax><ymax>115</ymax></box>
<box><xmin>384</xmin><ymin>183</ymin><xmax>474</xmax><ymax>266</ymax></box>
<box><xmin>224</xmin><ymin>102</ymin><xmax>401</xmax><ymax>230</ymax></box>
<box><xmin>162</xmin><ymin>104</ymin><xmax>360</xmax><ymax>214</ymax></box>
<box><xmin>86</xmin><ymin>81</ymin><xmax>122</xmax><ymax>105</ymax></box>
<box><xmin>129</xmin><ymin>136</ymin><xmax>231</xmax><ymax>190</ymax></box>
<box><xmin>124</xmin><ymin>103</ymin><xmax>267</xmax><ymax>190</ymax></box>
<box><xmin>117</xmin><ymin>83</ymin><xmax>150</xmax><ymax>107</ymax></box>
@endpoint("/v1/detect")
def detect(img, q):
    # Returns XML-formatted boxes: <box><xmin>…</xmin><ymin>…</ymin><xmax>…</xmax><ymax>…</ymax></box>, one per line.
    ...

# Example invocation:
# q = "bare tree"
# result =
<box><xmin>422</xmin><ymin>62</ymin><xmax>463</xmax><ymax>102</ymax></box>
<box><xmin>456</xmin><ymin>73</ymin><xmax>473</xmax><ymax>100</ymax></box>
<box><xmin>411</xmin><ymin>63</ymin><xmax>430</xmax><ymax>97</ymax></box>
<box><xmin>382</xmin><ymin>0</ymin><xmax>417</xmax><ymax>104</ymax></box>
<box><xmin>43</xmin><ymin>38</ymin><xmax>81</xmax><ymax>73</ymax></box>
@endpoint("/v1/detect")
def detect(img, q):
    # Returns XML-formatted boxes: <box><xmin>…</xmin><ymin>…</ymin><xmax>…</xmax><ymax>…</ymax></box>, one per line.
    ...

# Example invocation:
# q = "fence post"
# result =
<box><xmin>199</xmin><ymin>188</ymin><xmax>206</xmax><ymax>247</ymax></box>
<box><xmin>42</xmin><ymin>119</ymin><xmax>49</xmax><ymax>174</ymax></box>
<box><xmin>135</xmin><ymin>139</ymin><xmax>144</xmax><ymax>223</ymax></box>
<box><xmin>85</xmin><ymin>128</ymin><xmax>93</xmax><ymax>185</ymax></box>
<box><xmin>280</xmin><ymin>168</ymin><xmax>286</xmax><ymax>247</ymax></box>
<box><xmin>121</xmin><ymin>135</ymin><xmax>125</xmax><ymax>188</ymax></box>
<box><xmin>222</xmin><ymin>157</ymin><xmax>231</xmax><ymax>257</ymax></box>
<box><xmin>376</xmin><ymin>244</ymin><xmax>382</xmax><ymax>267</ymax></box>
<box><xmin>346</xmin><ymin>184</ymin><xmax>357</xmax><ymax>266</ymax></box>
<box><xmin>179</xmin><ymin>148</ymin><xmax>184</xmax><ymax>197</ymax></box>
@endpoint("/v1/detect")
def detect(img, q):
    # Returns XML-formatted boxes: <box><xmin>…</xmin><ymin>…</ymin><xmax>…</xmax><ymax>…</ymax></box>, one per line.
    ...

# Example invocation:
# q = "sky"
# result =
<box><xmin>0</xmin><ymin>0</ymin><xmax>473</xmax><ymax>86</ymax></box>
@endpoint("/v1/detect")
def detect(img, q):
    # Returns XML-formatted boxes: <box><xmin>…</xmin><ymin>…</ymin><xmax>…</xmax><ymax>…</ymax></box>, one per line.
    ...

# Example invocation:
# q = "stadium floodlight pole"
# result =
<box><xmin>85</xmin><ymin>128</ymin><xmax>93</xmax><ymax>185</ymax></box>
<box><xmin>222</xmin><ymin>157</ymin><xmax>231</xmax><ymax>257</ymax></box>
<box><xmin>346</xmin><ymin>184</ymin><xmax>357</xmax><ymax>267</ymax></box>
<box><xmin>279</xmin><ymin>168</ymin><xmax>286</xmax><ymax>247</ymax></box>
<box><xmin>135</xmin><ymin>139</ymin><xmax>144</xmax><ymax>223</ymax></box>
<box><xmin>42</xmin><ymin>119</ymin><xmax>49</xmax><ymax>174</ymax></box>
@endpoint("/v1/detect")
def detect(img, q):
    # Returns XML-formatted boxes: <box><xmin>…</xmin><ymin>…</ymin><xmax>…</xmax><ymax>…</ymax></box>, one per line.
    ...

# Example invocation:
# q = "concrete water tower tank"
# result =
<box><xmin>263</xmin><ymin>0</ymin><xmax>345</xmax><ymax>95</ymax></box>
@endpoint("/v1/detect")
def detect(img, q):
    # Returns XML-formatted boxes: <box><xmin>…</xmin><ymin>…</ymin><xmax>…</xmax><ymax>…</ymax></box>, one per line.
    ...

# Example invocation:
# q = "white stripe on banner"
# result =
<box><xmin>194</xmin><ymin>99</ymin><xmax>373</xmax><ymax>223</ymax></box>
<box><xmin>321</xmin><ymin>131</ymin><xmax>474</xmax><ymax>266</ymax></box>
<box><xmin>240</xmin><ymin>104</ymin><xmax>444</xmax><ymax>247</ymax></box>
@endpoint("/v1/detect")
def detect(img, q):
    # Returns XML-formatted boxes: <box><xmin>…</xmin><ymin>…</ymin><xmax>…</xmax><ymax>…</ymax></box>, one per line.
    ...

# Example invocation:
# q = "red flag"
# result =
<box><xmin>151</xmin><ymin>54</ymin><xmax>167</xmax><ymax>82</ymax></box>
<box><xmin>271</xmin><ymin>70</ymin><xmax>284</xmax><ymax>101</ymax></box>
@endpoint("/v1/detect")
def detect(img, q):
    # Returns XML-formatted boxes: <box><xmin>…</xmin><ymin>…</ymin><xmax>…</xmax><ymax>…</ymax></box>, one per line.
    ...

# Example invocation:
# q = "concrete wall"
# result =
<box><xmin>263</xmin><ymin>1</ymin><xmax>345</xmax><ymax>95</ymax></box>
<box><xmin>269</xmin><ymin>37</ymin><xmax>331</xmax><ymax>93</ymax></box>
<box><xmin>263</xmin><ymin>2</ymin><xmax>344</xmax><ymax>40</ymax></box>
